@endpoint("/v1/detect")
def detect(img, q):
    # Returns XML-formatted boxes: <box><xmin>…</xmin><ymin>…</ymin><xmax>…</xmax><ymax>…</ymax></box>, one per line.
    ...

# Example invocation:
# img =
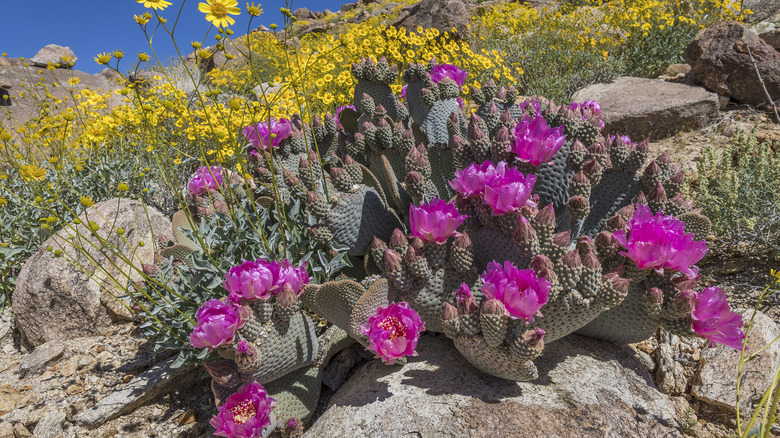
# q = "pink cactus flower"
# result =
<box><xmin>483</xmin><ymin>165</ymin><xmax>537</xmax><ymax>215</ymax></box>
<box><xmin>210</xmin><ymin>381</ymin><xmax>278</xmax><ymax>438</ymax></box>
<box><xmin>242</xmin><ymin>117</ymin><xmax>292</xmax><ymax>150</ymax></box>
<box><xmin>188</xmin><ymin>166</ymin><xmax>224</xmax><ymax>196</ymax></box>
<box><xmin>409</xmin><ymin>198</ymin><xmax>467</xmax><ymax>244</ymax></box>
<box><xmin>449</xmin><ymin>161</ymin><xmax>497</xmax><ymax>198</ymax></box>
<box><xmin>224</xmin><ymin>260</ymin><xmax>276</xmax><ymax>301</ymax></box>
<box><xmin>613</xmin><ymin>204</ymin><xmax>707</xmax><ymax>277</ymax></box>
<box><xmin>691</xmin><ymin>287</ymin><xmax>745</xmax><ymax>350</ymax></box>
<box><xmin>430</xmin><ymin>63</ymin><xmax>468</xmax><ymax>87</ymax></box>
<box><xmin>480</xmin><ymin>260</ymin><xmax>550</xmax><ymax>323</ymax></box>
<box><xmin>455</xmin><ymin>283</ymin><xmax>472</xmax><ymax>303</ymax></box>
<box><xmin>189</xmin><ymin>299</ymin><xmax>245</xmax><ymax>351</ymax></box>
<box><xmin>269</xmin><ymin>259</ymin><xmax>310</xmax><ymax>296</ymax></box>
<box><xmin>568</xmin><ymin>99</ymin><xmax>602</xmax><ymax>115</ymax></box>
<box><xmin>360</xmin><ymin>302</ymin><xmax>425</xmax><ymax>364</ymax></box>
<box><xmin>512</xmin><ymin>114</ymin><xmax>567</xmax><ymax>167</ymax></box>
<box><xmin>400</xmin><ymin>85</ymin><xmax>408</xmax><ymax>101</ymax></box>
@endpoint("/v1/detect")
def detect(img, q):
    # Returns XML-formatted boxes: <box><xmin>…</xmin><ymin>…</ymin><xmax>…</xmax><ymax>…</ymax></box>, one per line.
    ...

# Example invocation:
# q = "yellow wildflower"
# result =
<box><xmin>19</xmin><ymin>164</ymin><xmax>47</xmax><ymax>182</ymax></box>
<box><xmin>198</xmin><ymin>0</ymin><xmax>241</xmax><ymax>27</ymax></box>
<box><xmin>246</xmin><ymin>2</ymin><xmax>262</xmax><ymax>16</ymax></box>
<box><xmin>134</xmin><ymin>13</ymin><xmax>151</xmax><ymax>25</ymax></box>
<box><xmin>94</xmin><ymin>53</ymin><xmax>112</xmax><ymax>65</ymax></box>
<box><xmin>137</xmin><ymin>0</ymin><xmax>171</xmax><ymax>10</ymax></box>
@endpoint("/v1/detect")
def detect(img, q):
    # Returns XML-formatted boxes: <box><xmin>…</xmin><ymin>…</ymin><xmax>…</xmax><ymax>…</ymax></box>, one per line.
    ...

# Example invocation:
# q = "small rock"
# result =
<box><xmin>292</xmin><ymin>7</ymin><xmax>317</xmax><ymax>20</ymax></box>
<box><xmin>655</xmin><ymin>333</ymin><xmax>688</xmax><ymax>395</ymax></box>
<box><xmin>32</xmin><ymin>409</ymin><xmax>66</xmax><ymax>438</ymax></box>
<box><xmin>29</xmin><ymin>44</ymin><xmax>77</xmax><ymax>68</ymax></box>
<box><xmin>76</xmin><ymin>357</ymin><xmax>199</xmax><ymax>428</ymax></box>
<box><xmin>66</xmin><ymin>384</ymin><xmax>84</xmax><ymax>395</ymax></box>
<box><xmin>0</xmin><ymin>421</ymin><xmax>13</xmax><ymax>438</ymax></box>
<box><xmin>178</xmin><ymin>409</ymin><xmax>198</xmax><ymax>425</ymax></box>
<box><xmin>666</xmin><ymin>63</ymin><xmax>691</xmax><ymax>76</ymax></box>
<box><xmin>0</xmin><ymin>386</ymin><xmax>20</xmax><ymax>415</ymax></box>
<box><xmin>692</xmin><ymin>309</ymin><xmax>780</xmax><ymax>414</ymax></box>
<box><xmin>637</xmin><ymin>350</ymin><xmax>656</xmax><ymax>373</ymax></box>
<box><xmin>59</xmin><ymin>361</ymin><xmax>76</xmax><ymax>377</ymax></box>
<box><xmin>718</xmin><ymin>95</ymin><xmax>730</xmax><ymax>111</ymax></box>
<box><xmin>12</xmin><ymin>423</ymin><xmax>31</xmax><ymax>438</ymax></box>
<box><xmin>759</xmin><ymin>29</ymin><xmax>780</xmax><ymax>50</ymax></box>
<box><xmin>18</xmin><ymin>341</ymin><xmax>64</xmax><ymax>377</ymax></box>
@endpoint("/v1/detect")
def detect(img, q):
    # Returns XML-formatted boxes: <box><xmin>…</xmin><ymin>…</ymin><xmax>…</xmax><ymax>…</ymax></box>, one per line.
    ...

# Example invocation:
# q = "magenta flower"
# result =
<box><xmin>224</xmin><ymin>260</ymin><xmax>275</xmax><ymax>301</ymax></box>
<box><xmin>409</xmin><ymin>198</ymin><xmax>467</xmax><ymax>244</ymax></box>
<box><xmin>691</xmin><ymin>287</ymin><xmax>745</xmax><ymax>350</ymax></box>
<box><xmin>511</xmin><ymin>114</ymin><xmax>567</xmax><ymax>167</ymax></box>
<box><xmin>188</xmin><ymin>166</ymin><xmax>224</xmax><ymax>196</ymax></box>
<box><xmin>483</xmin><ymin>165</ymin><xmax>537</xmax><ymax>215</ymax></box>
<box><xmin>242</xmin><ymin>117</ymin><xmax>292</xmax><ymax>150</ymax></box>
<box><xmin>269</xmin><ymin>259</ymin><xmax>310</xmax><ymax>296</ymax></box>
<box><xmin>455</xmin><ymin>282</ymin><xmax>472</xmax><ymax>303</ymax></box>
<box><xmin>430</xmin><ymin>63</ymin><xmax>468</xmax><ymax>87</ymax></box>
<box><xmin>613</xmin><ymin>204</ymin><xmax>707</xmax><ymax>277</ymax></box>
<box><xmin>210</xmin><ymin>381</ymin><xmax>278</xmax><ymax>438</ymax></box>
<box><xmin>400</xmin><ymin>85</ymin><xmax>408</xmax><ymax>101</ymax></box>
<box><xmin>189</xmin><ymin>299</ymin><xmax>245</xmax><ymax>351</ymax></box>
<box><xmin>480</xmin><ymin>260</ymin><xmax>550</xmax><ymax>323</ymax></box>
<box><xmin>568</xmin><ymin>99</ymin><xmax>602</xmax><ymax>115</ymax></box>
<box><xmin>360</xmin><ymin>302</ymin><xmax>425</xmax><ymax>364</ymax></box>
<box><xmin>449</xmin><ymin>161</ymin><xmax>497</xmax><ymax>198</ymax></box>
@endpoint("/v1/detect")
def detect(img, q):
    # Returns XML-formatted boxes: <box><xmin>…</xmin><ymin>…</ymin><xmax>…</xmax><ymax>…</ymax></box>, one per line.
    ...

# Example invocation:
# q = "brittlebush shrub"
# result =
<box><xmin>471</xmin><ymin>0</ymin><xmax>749</xmax><ymax>102</ymax></box>
<box><xmin>687</xmin><ymin>129</ymin><xmax>780</xmax><ymax>252</ymax></box>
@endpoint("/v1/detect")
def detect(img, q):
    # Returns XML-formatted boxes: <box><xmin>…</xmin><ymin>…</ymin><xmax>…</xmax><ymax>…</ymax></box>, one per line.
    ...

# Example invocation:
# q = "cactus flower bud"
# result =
<box><xmin>524</xmin><ymin>327</ymin><xmax>546</xmax><ymax>346</ymax></box>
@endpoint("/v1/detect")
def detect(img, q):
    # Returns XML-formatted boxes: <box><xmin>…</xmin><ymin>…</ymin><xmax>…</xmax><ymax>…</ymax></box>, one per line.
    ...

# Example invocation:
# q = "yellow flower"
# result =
<box><xmin>0</xmin><ymin>198</ymin><xmax>7</xmax><ymax>207</ymax></box>
<box><xmin>94</xmin><ymin>53</ymin><xmax>112</xmax><ymax>65</ymax></box>
<box><xmin>246</xmin><ymin>2</ymin><xmax>262</xmax><ymax>16</ymax></box>
<box><xmin>198</xmin><ymin>0</ymin><xmax>240</xmax><ymax>27</ymax></box>
<box><xmin>134</xmin><ymin>13</ymin><xmax>151</xmax><ymax>25</ymax></box>
<box><xmin>118</xmin><ymin>182</ymin><xmax>129</xmax><ymax>192</ymax></box>
<box><xmin>19</xmin><ymin>164</ymin><xmax>46</xmax><ymax>182</ymax></box>
<box><xmin>67</xmin><ymin>77</ymin><xmax>81</xmax><ymax>86</ymax></box>
<box><xmin>113</xmin><ymin>50</ymin><xmax>124</xmax><ymax>59</ymax></box>
<box><xmin>138</xmin><ymin>52</ymin><xmax>151</xmax><ymax>62</ymax></box>
<box><xmin>137</xmin><ymin>0</ymin><xmax>171</xmax><ymax>10</ymax></box>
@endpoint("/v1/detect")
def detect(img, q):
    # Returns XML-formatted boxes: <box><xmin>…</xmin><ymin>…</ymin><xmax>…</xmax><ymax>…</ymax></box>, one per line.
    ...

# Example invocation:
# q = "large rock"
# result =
<box><xmin>760</xmin><ymin>29</ymin><xmax>780</xmax><ymax>50</ymax></box>
<box><xmin>692</xmin><ymin>309</ymin><xmax>780</xmax><ymax>414</ymax></box>
<box><xmin>743</xmin><ymin>0</ymin><xmax>780</xmax><ymax>22</ymax></box>
<box><xmin>29</xmin><ymin>44</ymin><xmax>77</xmax><ymax>68</ymax></box>
<box><xmin>572</xmin><ymin>77</ymin><xmax>719</xmax><ymax>141</ymax></box>
<box><xmin>12</xmin><ymin>199</ymin><xmax>171</xmax><ymax>348</ymax></box>
<box><xmin>305</xmin><ymin>334</ymin><xmax>681</xmax><ymax>437</ymax></box>
<box><xmin>685</xmin><ymin>21</ymin><xmax>780</xmax><ymax>106</ymax></box>
<box><xmin>391</xmin><ymin>0</ymin><xmax>475</xmax><ymax>36</ymax></box>
<box><xmin>0</xmin><ymin>66</ymin><xmax>122</xmax><ymax>130</ymax></box>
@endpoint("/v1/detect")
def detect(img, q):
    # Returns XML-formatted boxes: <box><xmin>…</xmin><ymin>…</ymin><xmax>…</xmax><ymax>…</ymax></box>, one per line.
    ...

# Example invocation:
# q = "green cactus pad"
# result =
<box><xmin>171</xmin><ymin>210</ymin><xmax>200</xmax><ymax>250</ymax></box>
<box><xmin>265</xmin><ymin>364</ymin><xmax>322</xmax><ymax>425</ymax></box>
<box><xmin>159</xmin><ymin>243</ymin><xmax>195</xmax><ymax>261</ymax></box>
<box><xmin>580</xmin><ymin>172</ymin><xmax>641</xmax><ymax>238</ymax></box>
<box><xmin>328</xmin><ymin>185</ymin><xmax>401</xmax><ymax>256</ymax></box>
<box><xmin>239</xmin><ymin>311</ymin><xmax>318</xmax><ymax>384</ymax></box>
<box><xmin>453</xmin><ymin>334</ymin><xmax>539</xmax><ymax>381</ymax></box>
<box><xmin>534</xmin><ymin>289</ymin><xmax>603</xmax><ymax>342</ymax></box>
<box><xmin>354</xmin><ymin>80</ymin><xmax>398</xmax><ymax>121</ymax></box>
<box><xmin>470</xmin><ymin>227</ymin><xmax>533</xmax><ymax>271</ymax></box>
<box><xmin>576</xmin><ymin>282</ymin><xmax>661</xmax><ymax>343</ymax></box>
<box><xmin>349</xmin><ymin>278</ymin><xmax>392</xmax><ymax>339</ymax></box>
<box><xmin>678</xmin><ymin>212</ymin><xmax>712</xmax><ymax>241</ymax></box>
<box><xmin>301</xmin><ymin>280</ymin><xmax>367</xmax><ymax>332</ymax></box>
<box><xmin>422</xmin><ymin>99</ymin><xmax>460</xmax><ymax>146</ymax></box>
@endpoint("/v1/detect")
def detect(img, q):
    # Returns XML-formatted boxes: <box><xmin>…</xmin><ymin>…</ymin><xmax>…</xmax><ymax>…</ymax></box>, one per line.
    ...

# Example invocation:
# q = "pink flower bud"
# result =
<box><xmin>242</xmin><ymin>117</ymin><xmax>292</xmax><ymax>150</ymax></box>
<box><xmin>512</xmin><ymin>114</ymin><xmax>567</xmax><ymax>167</ymax></box>
<box><xmin>187</xmin><ymin>166</ymin><xmax>224</xmax><ymax>196</ymax></box>
<box><xmin>189</xmin><ymin>299</ymin><xmax>245</xmax><ymax>351</ymax></box>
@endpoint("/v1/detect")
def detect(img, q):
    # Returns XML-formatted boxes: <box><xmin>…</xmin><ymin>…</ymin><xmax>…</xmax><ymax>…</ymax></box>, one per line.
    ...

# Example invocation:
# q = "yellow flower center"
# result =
<box><xmin>379</xmin><ymin>316</ymin><xmax>406</xmax><ymax>341</ymax></box>
<box><xmin>210</xmin><ymin>3</ymin><xmax>227</xmax><ymax>17</ymax></box>
<box><xmin>231</xmin><ymin>400</ymin><xmax>257</xmax><ymax>424</ymax></box>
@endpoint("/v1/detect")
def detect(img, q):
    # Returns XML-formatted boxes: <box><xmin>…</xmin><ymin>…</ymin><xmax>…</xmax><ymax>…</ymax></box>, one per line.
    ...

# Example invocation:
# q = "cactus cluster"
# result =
<box><xmin>189</xmin><ymin>56</ymin><xmax>742</xmax><ymax>434</ymax></box>
<box><xmin>294</xmin><ymin>57</ymin><xmax>730</xmax><ymax>382</ymax></box>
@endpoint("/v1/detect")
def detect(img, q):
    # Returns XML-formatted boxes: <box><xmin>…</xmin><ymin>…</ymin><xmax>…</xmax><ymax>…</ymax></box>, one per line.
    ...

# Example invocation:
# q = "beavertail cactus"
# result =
<box><xmin>302</xmin><ymin>64</ymin><xmax>743</xmax><ymax>382</ymax></box>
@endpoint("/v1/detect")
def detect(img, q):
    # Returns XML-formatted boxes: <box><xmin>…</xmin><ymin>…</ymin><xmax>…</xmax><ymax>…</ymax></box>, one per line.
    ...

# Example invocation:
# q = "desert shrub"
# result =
<box><xmin>471</xmin><ymin>0</ymin><xmax>748</xmax><ymax>102</ymax></box>
<box><xmin>688</xmin><ymin>129</ymin><xmax>780</xmax><ymax>251</ymax></box>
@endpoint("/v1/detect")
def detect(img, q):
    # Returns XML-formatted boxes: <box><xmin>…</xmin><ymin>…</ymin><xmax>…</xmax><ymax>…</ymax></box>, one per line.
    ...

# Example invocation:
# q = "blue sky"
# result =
<box><xmin>3</xmin><ymin>0</ymin><xmax>344</xmax><ymax>74</ymax></box>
